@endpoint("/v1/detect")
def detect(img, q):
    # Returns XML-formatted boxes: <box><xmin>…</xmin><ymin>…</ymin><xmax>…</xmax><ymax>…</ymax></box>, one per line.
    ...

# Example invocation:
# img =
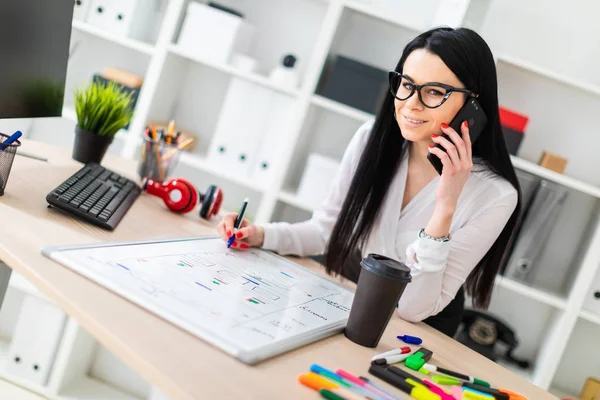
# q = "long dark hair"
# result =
<box><xmin>325</xmin><ymin>27</ymin><xmax>521</xmax><ymax>309</ymax></box>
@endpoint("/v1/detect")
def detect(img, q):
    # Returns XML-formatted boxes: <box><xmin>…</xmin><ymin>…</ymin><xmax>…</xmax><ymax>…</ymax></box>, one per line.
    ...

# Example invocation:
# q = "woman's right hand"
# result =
<box><xmin>216</xmin><ymin>213</ymin><xmax>265</xmax><ymax>250</ymax></box>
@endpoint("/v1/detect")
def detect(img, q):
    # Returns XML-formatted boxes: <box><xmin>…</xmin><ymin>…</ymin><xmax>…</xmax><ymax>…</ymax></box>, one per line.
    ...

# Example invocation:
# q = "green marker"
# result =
<box><xmin>423</xmin><ymin>363</ymin><xmax>490</xmax><ymax>387</ymax></box>
<box><xmin>319</xmin><ymin>389</ymin><xmax>344</xmax><ymax>400</ymax></box>
<box><xmin>432</xmin><ymin>375</ymin><xmax>462</xmax><ymax>386</ymax></box>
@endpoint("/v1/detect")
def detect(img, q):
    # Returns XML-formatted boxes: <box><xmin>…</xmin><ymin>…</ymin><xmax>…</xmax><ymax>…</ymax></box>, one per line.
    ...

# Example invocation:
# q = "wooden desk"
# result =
<box><xmin>0</xmin><ymin>141</ymin><xmax>556</xmax><ymax>400</ymax></box>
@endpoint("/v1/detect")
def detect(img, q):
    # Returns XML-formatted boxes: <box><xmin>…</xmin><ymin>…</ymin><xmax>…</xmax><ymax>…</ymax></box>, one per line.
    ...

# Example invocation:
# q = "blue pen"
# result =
<box><xmin>0</xmin><ymin>130</ymin><xmax>22</xmax><ymax>151</ymax></box>
<box><xmin>227</xmin><ymin>197</ymin><xmax>249</xmax><ymax>248</ymax></box>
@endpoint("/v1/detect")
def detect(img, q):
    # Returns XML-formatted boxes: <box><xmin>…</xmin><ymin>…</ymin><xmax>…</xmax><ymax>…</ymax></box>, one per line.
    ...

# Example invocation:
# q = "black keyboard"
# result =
<box><xmin>46</xmin><ymin>163</ymin><xmax>141</xmax><ymax>230</ymax></box>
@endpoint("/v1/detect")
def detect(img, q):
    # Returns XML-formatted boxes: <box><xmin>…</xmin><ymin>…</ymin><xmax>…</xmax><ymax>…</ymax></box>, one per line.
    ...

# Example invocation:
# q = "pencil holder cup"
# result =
<box><xmin>137</xmin><ymin>136</ymin><xmax>181</xmax><ymax>182</ymax></box>
<box><xmin>0</xmin><ymin>133</ymin><xmax>21</xmax><ymax>196</ymax></box>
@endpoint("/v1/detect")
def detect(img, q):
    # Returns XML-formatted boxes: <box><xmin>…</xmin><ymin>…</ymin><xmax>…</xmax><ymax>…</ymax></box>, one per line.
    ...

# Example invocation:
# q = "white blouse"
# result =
<box><xmin>260</xmin><ymin>121</ymin><xmax>518</xmax><ymax>322</ymax></box>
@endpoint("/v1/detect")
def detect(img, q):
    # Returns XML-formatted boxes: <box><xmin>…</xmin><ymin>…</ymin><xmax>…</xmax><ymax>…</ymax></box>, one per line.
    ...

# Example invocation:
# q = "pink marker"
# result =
<box><xmin>336</xmin><ymin>369</ymin><xmax>399</xmax><ymax>400</ymax></box>
<box><xmin>423</xmin><ymin>379</ymin><xmax>457</xmax><ymax>400</ymax></box>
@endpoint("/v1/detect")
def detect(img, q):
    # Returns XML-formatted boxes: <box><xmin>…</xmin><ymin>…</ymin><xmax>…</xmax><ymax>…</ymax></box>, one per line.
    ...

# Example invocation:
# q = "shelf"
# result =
<box><xmin>579</xmin><ymin>309</ymin><xmax>600</xmax><ymax>327</ymax></box>
<box><xmin>497</xmin><ymin>54</ymin><xmax>600</xmax><ymax>98</ymax></box>
<box><xmin>510</xmin><ymin>156</ymin><xmax>600</xmax><ymax>199</ymax></box>
<box><xmin>278</xmin><ymin>190</ymin><xmax>315</xmax><ymax>213</ymax></box>
<box><xmin>497</xmin><ymin>359</ymin><xmax>534</xmax><ymax>383</ymax></box>
<box><xmin>60</xmin><ymin>376</ymin><xmax>142</xmax><ymax>400</ymax></box>
<box><xmin>311</xmin><ymin>95</ymin><xmax>374</xmax><ymax>122</ymax></box>
<box><xmin>72</xmin><ymin>20</ymin><xmax>155</xmax><ymax>56</ymax></box>
<box><xmin>344</xmin><ymin>0</ymin><xmax>425</xmax><ymax>33</ymax></box>
<box><xmin>549</xmin><ymin>386</ymin><xmax>578</xmax><ymax>399</ymax></box>
<box><xmin>178</xmin><ymin>152</ymin><xmax>266</xmax><ymax>193</ymax></box>
<box><xmin>168</xmin><ymin>45</ymin><xmax>301</xmax><ymax>97</ymax></box>
<box><xmin>494</xmin><ymin>276</ymin><xmax>567</xmax><ymax>309</ymax></box>
<box><xmin>0</xmin><ymin>339</ymin><xmax>53</xmax><ymax>400</ymax></box>
<box><xmin>8</xmin><ymin>273</ymin><xmax>46</xmax><ymax>301</ymax></box>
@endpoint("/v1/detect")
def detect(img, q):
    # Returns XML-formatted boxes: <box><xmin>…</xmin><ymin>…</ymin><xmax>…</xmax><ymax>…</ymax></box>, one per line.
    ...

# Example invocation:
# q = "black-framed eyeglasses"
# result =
<box><xmin>388</xmin><ymin>71</ymin><xmax>478</xmax><ymax>109</ymax></box>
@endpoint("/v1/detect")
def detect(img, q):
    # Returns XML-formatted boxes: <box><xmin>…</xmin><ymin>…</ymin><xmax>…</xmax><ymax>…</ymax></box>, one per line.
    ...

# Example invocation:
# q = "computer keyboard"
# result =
<box><xmin>46</xmin><ymin>163</ymin><xmax>141</xmax><ymax>230</ymax></box>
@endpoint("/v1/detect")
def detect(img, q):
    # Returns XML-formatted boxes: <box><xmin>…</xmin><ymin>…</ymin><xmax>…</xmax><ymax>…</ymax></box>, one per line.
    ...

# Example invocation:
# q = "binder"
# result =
<box><xmin>85</xmin><ymin>0</ymin><xmax>160</xmax><ymax>42</ymax></box>
<box><xmin>248</xmin><ymin>92</ymin><xmax>295</xmax><ymax>187</ymax></box>
<box><xmin>504</xmin><ymin>179</ymin><xmax>568</xmax><ymax>285</ymax></box>
<box><xmin>208</xmin><ymin>78</ymin><xmax>278</xmax><ymax>178</ymax></box>
<box><xmin>583</xmin><ymin>268</ymin><xmax>600</xmax><ymax>316</ymax></box>
<box><xmin>5</xmin><ymin>294</ymin><xmax>66</xmax><ymax>385</ymax></box>
<box><xmin>73</xmin><ymin>0</ymin><xmax>92</xmax><ymax>21</ymax></box>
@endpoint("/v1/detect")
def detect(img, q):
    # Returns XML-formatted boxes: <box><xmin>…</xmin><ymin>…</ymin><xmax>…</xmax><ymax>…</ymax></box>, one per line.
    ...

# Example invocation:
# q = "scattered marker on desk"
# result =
<box><xmin>397</xmin><ymin>334</ymin><xmax>422</xmax><ymax>344</ymax></box>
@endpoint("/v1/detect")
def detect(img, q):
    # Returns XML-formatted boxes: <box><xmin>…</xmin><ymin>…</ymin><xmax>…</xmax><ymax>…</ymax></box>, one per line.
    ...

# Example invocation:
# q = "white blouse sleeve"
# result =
<box><xmin>397</xmin><ymin>189</ymin><xmax>518</xmax><ymax>322</ymax></box>
<box><xmin>259</xmin><ymin>121</ymin><xmax>372</xmax><ymax>257</ymax></box>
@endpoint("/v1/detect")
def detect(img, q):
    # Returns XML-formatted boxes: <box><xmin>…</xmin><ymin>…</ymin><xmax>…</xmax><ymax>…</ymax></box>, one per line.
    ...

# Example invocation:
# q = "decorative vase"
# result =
<box><xmin>72</xmin><ymin>126</ymin><xmax>113</xmax><ymax>164</ymax></box>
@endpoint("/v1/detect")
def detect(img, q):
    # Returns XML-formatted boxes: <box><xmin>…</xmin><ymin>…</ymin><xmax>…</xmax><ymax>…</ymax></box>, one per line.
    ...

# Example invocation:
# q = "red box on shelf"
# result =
<box><xmin>499</xmin><ymin>106</ymin><xmax>529</xmax><ymax>155</ymax></box>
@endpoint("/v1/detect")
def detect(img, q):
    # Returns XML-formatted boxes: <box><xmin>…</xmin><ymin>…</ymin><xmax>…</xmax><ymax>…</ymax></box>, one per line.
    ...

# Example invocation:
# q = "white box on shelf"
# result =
<box><xmin>177</xmin><ymin>2</ymin><xmax>255</xmax><ymax>65</ymax></box>
<box><xmin>73</xmin><ymin>0</ymin><xmax>92</xmax><ymax>21</ymax></box>
<box><xmin>85</xmin><ymin>0</ymin><xmax>161</xmax><ymax>43</ymax></box>
<box><xmin>583</xmin><ymin>267</ymin><xmax>600</xmax><ymax>316</ymax></box>
<box><xmin>297</xmin><ymin>153</ymin><xmax>341</xmax><ymax>210</ymax></box>
<box><xmin>5</xmin><ymin>295</ymin><xmax>66</xmax><ymax>386</ymax></box>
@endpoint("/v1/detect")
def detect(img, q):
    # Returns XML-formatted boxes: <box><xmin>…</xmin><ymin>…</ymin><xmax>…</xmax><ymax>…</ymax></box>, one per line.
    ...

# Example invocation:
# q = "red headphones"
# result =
<box><xmin>142</xmin><ymin>177</ymin><xmax>223</xmax><ymax>219</ymax></box>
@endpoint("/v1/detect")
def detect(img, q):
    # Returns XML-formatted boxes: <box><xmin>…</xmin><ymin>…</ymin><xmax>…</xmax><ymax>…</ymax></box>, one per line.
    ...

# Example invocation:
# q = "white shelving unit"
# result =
<box><xmin>3</xmin><ymin>0</ymin><xmax>600</xmax><ymax>398</ymax></box>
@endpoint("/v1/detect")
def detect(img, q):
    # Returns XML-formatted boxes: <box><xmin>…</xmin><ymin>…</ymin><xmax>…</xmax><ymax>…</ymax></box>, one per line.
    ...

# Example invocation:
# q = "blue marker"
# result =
<box><xmin>397</xmin><ymin>334</ymin><xmax>423</xmax><ymax>345</ymax></box>
<box><xmin>0</xmin><ymin>130</ymin><xmax>22</xmax><ymax>151</ymax></box>
<box><xmin>227</xmin><ymin>197</ymin><xmax>248</xmax><ymax>248</ymax></box>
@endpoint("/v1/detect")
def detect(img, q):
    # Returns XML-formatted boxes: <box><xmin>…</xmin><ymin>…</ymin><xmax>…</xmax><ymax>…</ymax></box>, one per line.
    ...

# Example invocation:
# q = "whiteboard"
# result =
<box><xmin>41</xmin><ymin>236</ymin><xmax>354</xmax><ymax>364</ymax></box>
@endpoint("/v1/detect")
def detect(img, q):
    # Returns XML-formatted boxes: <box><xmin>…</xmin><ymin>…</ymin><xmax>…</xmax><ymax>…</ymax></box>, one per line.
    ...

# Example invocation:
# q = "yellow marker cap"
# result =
<box><xmin>406</xmin><ymin>378</ymin><xmax>428</xmax><ymax>390</ymax></box>
<box><xmin>298</xmin><ymin>372</ymin><xmax>339</xmax><ymax>391</ymax></box>
<box><xmin>412</xmin><ymin>385</ymin><xmax>442</xmax><ymax>400</ymax></box>
<box><xmin>419</xmin><ymin>366</ymin><xmax>431</xmax><ymax>375</ymax></box>
<box><xmin>432</xmin><ymin>375</ymin><xmax>462</xmax><ymax>385</ymax></box>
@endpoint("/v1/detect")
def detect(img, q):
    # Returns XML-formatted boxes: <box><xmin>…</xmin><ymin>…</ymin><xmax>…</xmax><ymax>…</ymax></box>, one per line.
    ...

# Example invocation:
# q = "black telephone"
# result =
<box><xmin>427</xmin><ymin>97</ymin><xmax>488</xmax><ymax>175</ymax></box>
<box><xmin>455</xmin><ymin>309</ymin><xmax>530</xmax><ymax>369</ymax></box>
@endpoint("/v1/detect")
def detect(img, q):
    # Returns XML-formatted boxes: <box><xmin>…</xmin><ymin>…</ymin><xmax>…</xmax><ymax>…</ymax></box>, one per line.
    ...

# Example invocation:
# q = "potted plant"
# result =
<box><xmin>72</xmin><ymin>80</ymin><xmax>135</xmax><ymax>164</ymax></box>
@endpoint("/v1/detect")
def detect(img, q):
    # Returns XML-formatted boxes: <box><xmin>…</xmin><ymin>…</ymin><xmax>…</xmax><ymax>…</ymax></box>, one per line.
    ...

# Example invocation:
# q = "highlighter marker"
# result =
<box><xmin>423</xmin><ymin>364</ymin><xmax>490</xmax><ymax>388</ymax></box>
<box><xmin>371</xmin><ymin>346</ymin><xmax>412</xmax><ymax>361</ymax></box>
<box><xmin>462</xmin><ymin>387</ymin><xmax>494</xmax><ymax>400</ymax></box>
<box><xmin>336</xmin><ymin>369</ymin><xmax>401</xmax><ymax>400</ymax></box>
<box><xmin>405</xmin><ymin>348</ymin><xmax>433</xmax><ymax>371</ymax></box>
<box><xmin>461</xmin><ymin>383</ymin><xmax>509</xmax><ymax>400</ymax></box>
<box><xmin>369</xmin><ymin>365</ymin><xmax>441</xmax><ymax>400</ymax></box>
<box><xmin>311</xmin><ymin>365</ymin><xmax>388</xmax><ymax>400</ymax></box>
<box><xmin>424</xmin><ymin>379</ymin><xmax>458</xmax><ymax>400</ymax></box>
<box><xmin>432</xmin><ymin>376</ymin><xmax>462</xmax><ymax>386</ymax></box>
<box><xmin>372</xmin><ymin>353</ymin><xmax>411</xmax><ymax>365</ymax></box>
<box><xmin>320</xmin><ymin>389</ymin><xmax>345</xmax><ymax>400</ymax></box>
<box><xmin>298</xmin><ymin>373</ymin><xmax>367</xmax><ymax>400</ymax></box>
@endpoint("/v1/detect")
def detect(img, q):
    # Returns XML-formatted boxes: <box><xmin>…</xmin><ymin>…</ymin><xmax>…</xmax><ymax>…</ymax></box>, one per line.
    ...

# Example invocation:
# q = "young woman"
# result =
<box><xmin>217</xmin><ymin>27</ymin><xmax>521</xmax><ymax>337</ymax></box>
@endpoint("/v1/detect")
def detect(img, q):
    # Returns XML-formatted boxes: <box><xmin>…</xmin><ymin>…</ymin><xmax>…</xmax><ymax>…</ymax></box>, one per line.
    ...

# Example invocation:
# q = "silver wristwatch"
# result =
<box><xmin>418</xmin><ymin>228</ymin><xmax>450</xmax><ymax>242</ymax></box>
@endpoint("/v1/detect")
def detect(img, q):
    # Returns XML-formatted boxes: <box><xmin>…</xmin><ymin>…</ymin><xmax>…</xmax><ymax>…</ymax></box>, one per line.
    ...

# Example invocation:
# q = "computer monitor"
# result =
<box><xmin>0</xmin><ymin>0</ymin><xmax>73</xmax><ymax>119</ymax></box>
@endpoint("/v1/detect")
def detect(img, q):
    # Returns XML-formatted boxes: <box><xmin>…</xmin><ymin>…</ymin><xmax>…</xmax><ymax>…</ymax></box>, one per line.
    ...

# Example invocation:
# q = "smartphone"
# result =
<box><xmin>427</xmin><ymin>97</ymin><xmax>488</xmax><ymax>175</ymax></box>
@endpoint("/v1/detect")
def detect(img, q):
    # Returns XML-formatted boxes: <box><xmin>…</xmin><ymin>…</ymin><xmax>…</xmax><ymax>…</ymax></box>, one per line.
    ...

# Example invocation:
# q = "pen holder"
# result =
<box><xmin>0</xmin><ymin>133</ymin><xmax>22</xmax><ymax>196</ymax></box>
<box><xmin>138</xmin><ymin>136</ymin><xmax>181</xmax><ymax>182</ymax></box>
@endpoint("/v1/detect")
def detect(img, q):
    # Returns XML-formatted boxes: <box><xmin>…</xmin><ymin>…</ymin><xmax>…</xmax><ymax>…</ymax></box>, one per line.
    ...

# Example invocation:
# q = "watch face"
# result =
<box><xmin>469</xmin><ymin>318</ymin><xmax>498</xmax><ymax>345</ymax></box>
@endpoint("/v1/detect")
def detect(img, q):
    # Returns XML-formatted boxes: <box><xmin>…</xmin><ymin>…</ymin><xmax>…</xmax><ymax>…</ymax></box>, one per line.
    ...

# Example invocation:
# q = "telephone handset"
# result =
<box><xmin>427</xmin><ymin>97</ymin><xmax>488</xmax><ymax>175</ymax></box>
<box><xmin>455</xmin><ymin>309</ymin><xmax>530</xmax><ymax>369</ymax></box>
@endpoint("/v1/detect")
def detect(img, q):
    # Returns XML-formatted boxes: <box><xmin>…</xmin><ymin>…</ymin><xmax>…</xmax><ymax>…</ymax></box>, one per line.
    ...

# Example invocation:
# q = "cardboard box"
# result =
<box><xmin>538</xmin><ymin>151</ymin><xmax>568</xmax><ymax>174</ymax></box>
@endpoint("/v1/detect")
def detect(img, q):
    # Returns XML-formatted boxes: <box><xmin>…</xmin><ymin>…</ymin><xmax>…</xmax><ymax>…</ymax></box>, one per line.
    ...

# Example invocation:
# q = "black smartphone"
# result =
<box><xmin>427</xmin><ymin>97</ymin><xmax>488</xmax><ymax>175</ymax></box>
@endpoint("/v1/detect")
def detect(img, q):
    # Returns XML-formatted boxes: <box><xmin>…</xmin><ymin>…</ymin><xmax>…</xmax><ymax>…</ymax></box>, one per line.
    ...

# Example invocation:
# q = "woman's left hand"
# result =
<box><xmin>429</xmin><ymin>121</ymin><xmax>473</xmax><ymax>210</ymax></box>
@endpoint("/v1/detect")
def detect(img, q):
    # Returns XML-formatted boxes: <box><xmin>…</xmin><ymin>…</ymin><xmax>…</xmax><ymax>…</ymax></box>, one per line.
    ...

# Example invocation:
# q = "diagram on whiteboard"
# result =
<box><xmin>44</xmin><ymin>237</ymin><xmax>354</xmax><ymax>361</ymax></box>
